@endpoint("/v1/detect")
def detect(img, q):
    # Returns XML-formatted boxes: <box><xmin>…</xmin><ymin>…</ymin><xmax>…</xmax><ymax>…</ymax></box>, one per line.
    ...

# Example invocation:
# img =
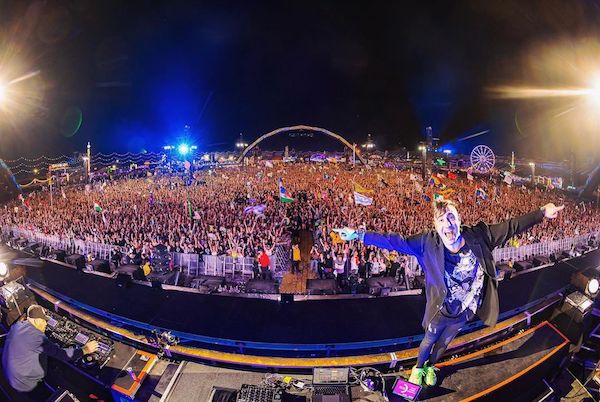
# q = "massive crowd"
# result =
<box><xmin>1</xmin><ymin>162</ymin><xmax>598</xmax><ymax>281</ymax></box>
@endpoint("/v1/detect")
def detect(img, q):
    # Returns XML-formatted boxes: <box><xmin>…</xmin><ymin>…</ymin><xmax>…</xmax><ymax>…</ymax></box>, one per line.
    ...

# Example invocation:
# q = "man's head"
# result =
<box><xmin>26</xmin><ymin>304</ymin><xmax>49</xmax><ymax>333</ymax></box>
<box><xmin>433</xmin><ymin>199</ymin><xmax>462</xmax><ymax>249</ymax></box>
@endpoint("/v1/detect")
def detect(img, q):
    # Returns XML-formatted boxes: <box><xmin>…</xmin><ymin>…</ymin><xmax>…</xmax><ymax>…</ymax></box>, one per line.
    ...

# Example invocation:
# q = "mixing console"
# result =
<box><xmin>45</xmin><ymin>313</ymin><xmax>114</xmax><ymax>370</ymax></box>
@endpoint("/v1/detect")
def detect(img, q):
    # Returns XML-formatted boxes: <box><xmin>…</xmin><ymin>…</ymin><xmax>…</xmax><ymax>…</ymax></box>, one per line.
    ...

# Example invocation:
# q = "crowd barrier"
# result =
<box><xmin>2</xmin><ymin>225</ymin><xmax>597</xmax><ymax>282</ymax></box>
<box><xmin>1</xmin><ymin>225</ymin><xmax>289</xmax><ymax>278</ymax></box>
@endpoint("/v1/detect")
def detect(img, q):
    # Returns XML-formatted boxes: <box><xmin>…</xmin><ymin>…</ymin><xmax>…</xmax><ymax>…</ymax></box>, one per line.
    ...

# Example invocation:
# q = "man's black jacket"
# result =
<box><xmin>364</xmin><ymin>209</ymin><xmax>545</xmax><ymax>330</ymax></box>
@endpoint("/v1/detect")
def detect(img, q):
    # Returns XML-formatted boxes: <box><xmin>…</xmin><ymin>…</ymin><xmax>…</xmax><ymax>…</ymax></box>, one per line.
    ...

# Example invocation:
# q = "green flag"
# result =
<box><xmin>93</xmin><ymin>203</ymin><xmax>103</xmax><ymax>213</ymax></box>
<box><xmin>187</xmin><ymin>198</ymin><xmax>193</xmax><ymax>219</ymax></box>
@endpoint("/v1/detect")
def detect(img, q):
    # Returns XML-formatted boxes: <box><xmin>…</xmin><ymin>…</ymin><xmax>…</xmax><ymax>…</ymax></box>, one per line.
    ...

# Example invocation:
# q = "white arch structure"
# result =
<box><xmin>236</xmin><ymin>124</ymin><xmax>369</xmax><ymax>165</ymax></box>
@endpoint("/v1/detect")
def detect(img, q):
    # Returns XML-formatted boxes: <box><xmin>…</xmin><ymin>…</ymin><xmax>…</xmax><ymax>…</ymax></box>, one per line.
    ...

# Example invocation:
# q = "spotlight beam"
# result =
<box><xmin>7</xmin><ymin>70</ymin><xmax>40</xmax><ymax>85</ymax></box>
<box><xmin>487</xmin><ymin>86</ymin><xmax>592</xmax><ymax>99</ymax></box>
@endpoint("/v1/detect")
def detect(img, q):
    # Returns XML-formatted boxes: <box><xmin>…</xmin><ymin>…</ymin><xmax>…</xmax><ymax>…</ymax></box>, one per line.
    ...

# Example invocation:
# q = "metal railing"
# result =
<box><xmin>2</xmin><ymin>225</ymin><xmax>288</xmax><ymax>278</ymax></box>
<box><xmin>3</xmin><ymin>224</ymin><xmax>597</xmax><ymax>281</ymax></box>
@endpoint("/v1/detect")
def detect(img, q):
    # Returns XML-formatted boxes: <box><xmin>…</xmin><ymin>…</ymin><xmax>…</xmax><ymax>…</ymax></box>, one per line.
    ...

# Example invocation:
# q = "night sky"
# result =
<box><xmin>1</xmin><ymin>0</ymin><xmax>600</xmax><ymax>161</ymax></box>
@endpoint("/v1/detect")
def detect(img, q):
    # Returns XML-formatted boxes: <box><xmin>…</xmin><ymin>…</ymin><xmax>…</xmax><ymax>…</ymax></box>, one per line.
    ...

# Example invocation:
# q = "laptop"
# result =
<box><xmin>312</xmin><ymin>368</ymin><xmax>351</xmax><ymax>402</ymax></box>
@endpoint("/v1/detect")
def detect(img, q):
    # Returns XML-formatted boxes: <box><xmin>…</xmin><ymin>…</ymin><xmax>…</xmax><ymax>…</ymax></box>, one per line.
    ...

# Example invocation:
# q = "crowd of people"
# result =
<box><xmin>1</xmin><ymin>162</ymin><xmax>598</xmax><ymax>283</ymax></box>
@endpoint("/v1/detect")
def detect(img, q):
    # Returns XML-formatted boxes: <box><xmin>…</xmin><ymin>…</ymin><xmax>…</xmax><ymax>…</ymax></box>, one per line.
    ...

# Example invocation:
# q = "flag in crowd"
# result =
<box><xmin>447</xmin><ymin>171</ymin><xmax>458</xmax><ymax>180</ymax></box>
<box><xmin>265</xmin><ymin>160</ymin><xmax>274</xmax><ymax>168</ymax></box>
<box><xmin>186</xmin><ymin>198</ymin><xmax>193</xmax><ymax>219</ymax></box>
<box><xmin>61</xmin><ymin>188</ymin><xmax>66</xmax><ymax>199</ymax></box>
<box><xmin>439</xmin><ymin>187</ymin><xmax>454</xmax><ymax>197</ymax></box>
<box><xmin>409</xmin><ymin>173</ymin><xmax>418</xmax><ymax>181</ymax></box>
<box><xmin>503</xmin><ymin>173</ymin><xmax>513</xmax><ymax>185</ymax></box>
<box><xmin>429</xmin><ymin>175</ymin><xmax>444</xmax><ymax>188</ymax></box>
<box><xmin>278</xmin><ymin>178</ymin><xmax>294</xmax><ymax>203</ymax></box>
<box><xmin>414</xmin><ymin>180</ymin><xmax>423</xmax><ymax>193</ymax></box>
<box><xmin>353</xmin><ymin>191</ymin><xmax>373</xmax><ymax>206</ymax></box>
<box><xmin>244</xmin><ymin>204</ymin><xmax>267</xmax><ymax>215</ymax></box>
<box><xmin>352</xmin><ymin>180</ymin><xmax>374</xmax><ymax>194</ymax></box>
<box><xmin>422</xmin><ymin>194</ymin><xmax>431</xmax><ymax>203</ymax></box>
<box><xmin>93</xmin><ymin>203</ymin><xmax>103</xmax><ymax>213</ymax></box>
<box><xmin>149</xmin><ymin>192</ymin><xmax>155</xmax><ymax>207</ymax></box>
<box><xmin>475</xmin><ymin>188</ymin><xmax>488</xmax><ymax>200</ymax></box>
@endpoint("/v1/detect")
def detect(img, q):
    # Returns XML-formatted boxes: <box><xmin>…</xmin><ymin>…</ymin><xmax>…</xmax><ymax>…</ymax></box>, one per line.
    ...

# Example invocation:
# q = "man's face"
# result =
<box><xmin>434</xmin><ymin>205</ymin><xmax>462</xmax><ymax>247</ymax></box>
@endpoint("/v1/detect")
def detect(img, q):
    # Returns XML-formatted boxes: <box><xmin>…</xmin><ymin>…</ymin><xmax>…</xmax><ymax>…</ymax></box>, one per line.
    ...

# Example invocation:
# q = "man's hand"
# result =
<box><xmin>82</xmin><ymin>340</ymin><xmax>99</xmax><ymax>355</ymax></box>
<box><xmin>541</xmin><ymin>203</ymin><xmax>565</xmax><ymax>219</ymax></box>
<box><xmin>333</xmin><ymin>227</ymin><xmax>358</xmax><ymax>241</ymax></box>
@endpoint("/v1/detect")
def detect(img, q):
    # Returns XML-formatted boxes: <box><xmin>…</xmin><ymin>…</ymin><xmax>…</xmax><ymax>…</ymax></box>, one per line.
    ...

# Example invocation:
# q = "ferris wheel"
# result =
<box><xmin>470</xmin><ymin>145</ymin><xmax>496</xmax><ymax>173</ymax></box>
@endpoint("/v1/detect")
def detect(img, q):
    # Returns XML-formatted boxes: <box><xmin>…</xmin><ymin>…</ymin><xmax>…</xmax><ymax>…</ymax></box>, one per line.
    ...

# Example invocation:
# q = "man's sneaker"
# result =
<box><xmin>424</xmin><ymin>363</ymin><xmax>439</xmax><ymax>386</ymax></box>
<box><xmin>408</xmin><ymin>365</ymin><xmax>424</xmax><ymax>385</ymax></box>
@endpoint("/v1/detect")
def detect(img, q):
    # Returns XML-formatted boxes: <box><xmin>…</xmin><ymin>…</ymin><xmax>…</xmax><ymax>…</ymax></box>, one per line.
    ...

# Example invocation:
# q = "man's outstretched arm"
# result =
<box><xmin>334</xmin><ymin>228</ymin><xmax>424</xmax><ymax>257</ymax></box>
<box><xmin>486</xmin><ymin>203</ymin><xmax>564</xmax><ymax>248</ymax></box>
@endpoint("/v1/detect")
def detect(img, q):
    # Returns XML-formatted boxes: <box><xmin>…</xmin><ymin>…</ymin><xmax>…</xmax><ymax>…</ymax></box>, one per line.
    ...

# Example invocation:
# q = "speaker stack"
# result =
<box><xmin>532</xmin><ymin>255</ymin><xmax>550</xmax><ymax>267</ymax></box>
<box><xmin>367</xmin><ymin>277</ymin><xmax>403</xmax><ymax>296</ymax></box>
<box><xmin>66</xmin><ymin>254</ymin><xmax>86</xmax><ymax>270</ymax></box>
<box><xmin>514</xmin><ymin>260</ymin><xmax>533</xmax><ymax>272</ymax></box>
<box><xmin>51</xmin><ymin>250</ymin><xmax>67</xmax><ymax>262</ymax></box>
<box><xmin>306</xmin><ymin>279</ymin><xmax>337</xmax><ymax>295</ymax></box>
<box><xmin>88</xmin><ymin>259</ymin><xmax>111</xmax><ymax>274</ymax></box>
<box><xmin>190</xmin><ymin>275</ymin><xmax>225</xmax><ymax>292</ymax></box>
<box><xmin>246</xmin><ymin>279</ymin><xmax>279</xmax><ymax>294</ymax></box>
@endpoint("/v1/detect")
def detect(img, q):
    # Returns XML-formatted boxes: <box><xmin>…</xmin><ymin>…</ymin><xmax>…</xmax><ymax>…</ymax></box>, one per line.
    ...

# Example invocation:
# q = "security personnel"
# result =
<box><xmin>2</xmin><ymin>305</ymin><xmax>98</xmax><ymax>398</ymax></box>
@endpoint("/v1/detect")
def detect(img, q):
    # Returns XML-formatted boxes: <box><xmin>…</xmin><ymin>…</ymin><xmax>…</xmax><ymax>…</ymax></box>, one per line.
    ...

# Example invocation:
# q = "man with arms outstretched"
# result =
<box><xmin>335</xmin><ymin>199</ymin><xmax>564</xmax><ymax>386</ymax></box>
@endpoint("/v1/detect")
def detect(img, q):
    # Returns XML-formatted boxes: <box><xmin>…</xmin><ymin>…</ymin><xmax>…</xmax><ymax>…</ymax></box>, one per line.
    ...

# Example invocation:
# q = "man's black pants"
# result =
<box><xmin>416</xmin><ymin>309</ymin><xmax>474</xmax><ymax>368</ymax></box>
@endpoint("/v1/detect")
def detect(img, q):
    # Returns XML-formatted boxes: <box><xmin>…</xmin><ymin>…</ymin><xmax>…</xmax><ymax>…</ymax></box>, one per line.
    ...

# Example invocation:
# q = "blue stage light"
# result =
<box><xmin>178</xmin><ymin>144</ymin><xmax>190</xmax><ymax>155</ymax></box>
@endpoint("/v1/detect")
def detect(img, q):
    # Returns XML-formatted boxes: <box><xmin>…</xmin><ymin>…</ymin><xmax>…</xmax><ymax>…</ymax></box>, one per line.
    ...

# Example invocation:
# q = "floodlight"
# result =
<box><xmin>177</xmin><ymin>144</ymin><xmax>190</xmax><ymax>155</ymax></box>
<box><xmin>572</xmin><ymin>271</ymin><xmax>599</xmax><ymax>298</ymax></box>
<box><xmin>589</xmin><ymin>278</ymin><xmax>599</xmax><ymax>296</ymax></box>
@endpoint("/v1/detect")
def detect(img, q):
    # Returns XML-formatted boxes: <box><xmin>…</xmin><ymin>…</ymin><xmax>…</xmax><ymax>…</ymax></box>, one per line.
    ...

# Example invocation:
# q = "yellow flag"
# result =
<box><xmin>352</xmin><ymin>180</ymin><xmax>374</xmax><ymax>194</ymax></box>
<box><xmin>439</xmin><ymin>188</ymin><xmax>455</xmax><ymax>196</ymax></box>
